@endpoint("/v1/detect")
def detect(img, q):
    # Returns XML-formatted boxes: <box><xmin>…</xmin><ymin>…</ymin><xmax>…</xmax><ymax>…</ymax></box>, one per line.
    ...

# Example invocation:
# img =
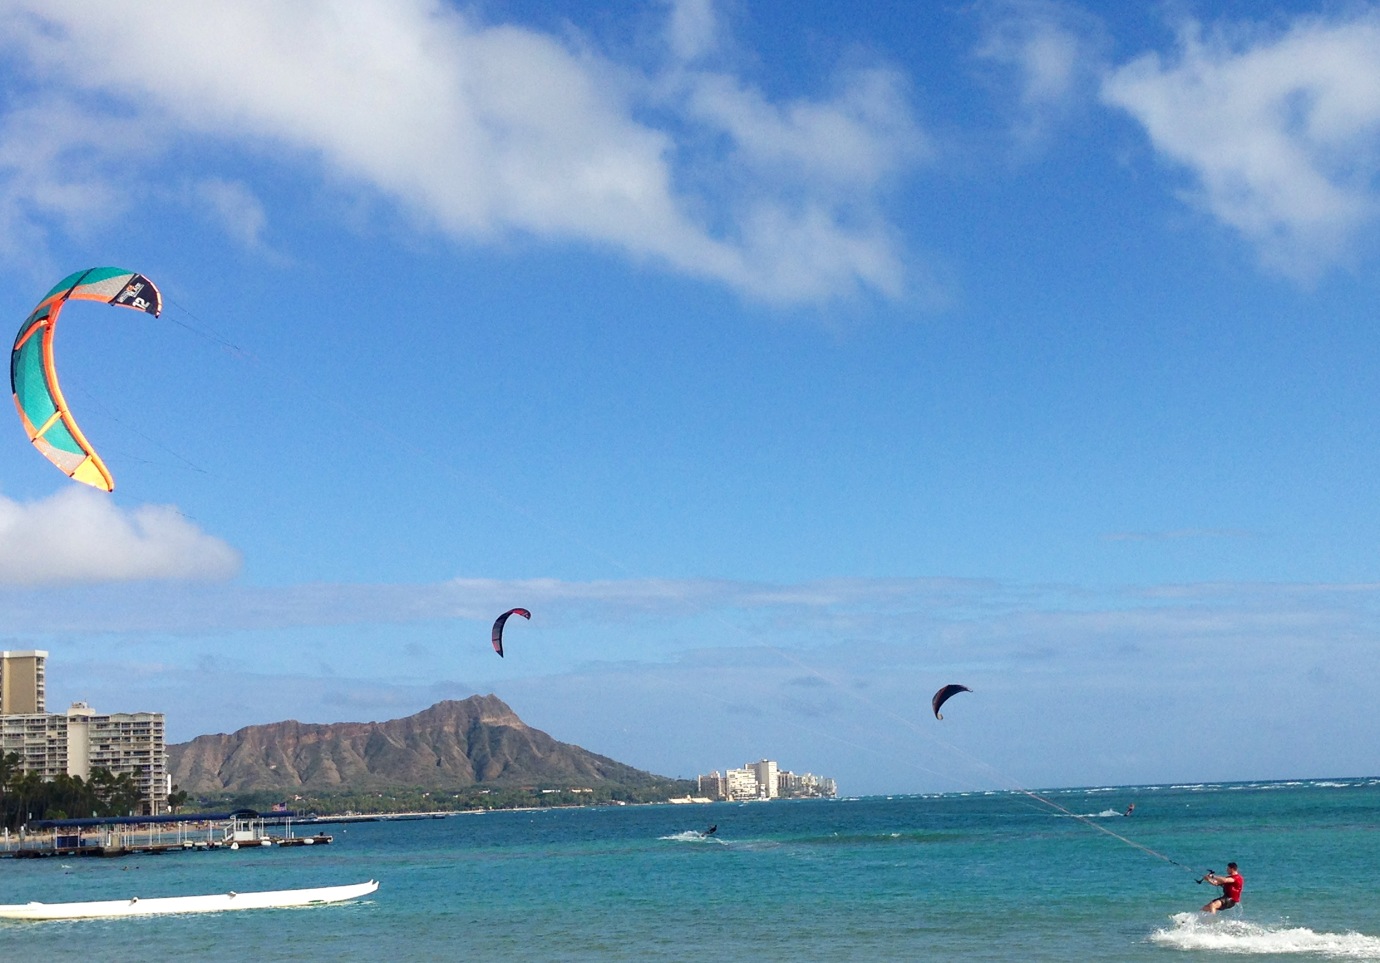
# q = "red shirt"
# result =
<box><xmin>1221</xmin><ymin>871</ymin><xmax>1244</xmax><ymax>902</ymax></box>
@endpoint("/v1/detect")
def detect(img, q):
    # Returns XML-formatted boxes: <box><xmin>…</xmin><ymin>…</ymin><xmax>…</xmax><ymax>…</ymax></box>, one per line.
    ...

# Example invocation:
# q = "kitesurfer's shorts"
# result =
<box><xmin>1216</xmin><ymin>898</ymin><xmax>1237</xmax><ymax>910</ymax></box>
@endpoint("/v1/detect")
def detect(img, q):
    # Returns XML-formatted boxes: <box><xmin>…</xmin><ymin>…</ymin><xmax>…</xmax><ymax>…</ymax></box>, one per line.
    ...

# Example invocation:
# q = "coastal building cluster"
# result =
<box><xmin>0</xmin><ymin>650</ymin><xmax>167</xmax><ymax>815</ymax></box>
<box><xmin>695</xmin><ymin>759</ymin><xmax>836</xmax><ymax>801</ymax></box>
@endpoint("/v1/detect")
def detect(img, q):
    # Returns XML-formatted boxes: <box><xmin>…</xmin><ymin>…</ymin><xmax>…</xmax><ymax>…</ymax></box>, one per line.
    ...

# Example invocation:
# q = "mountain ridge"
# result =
<box><xmin>166</xmin><ymin>694</ymin><xmax>666</xmax><ymax>794</ymax></box>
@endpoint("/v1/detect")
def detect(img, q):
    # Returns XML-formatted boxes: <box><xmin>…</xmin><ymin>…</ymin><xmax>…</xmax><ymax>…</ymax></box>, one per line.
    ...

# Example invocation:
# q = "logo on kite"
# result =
<box><xmin>491</xmin><ymin>608</ymin><xmax>531</xmax><ymax>657</ymax></box>
<box><xmin>10</xmin><ymin>267</ymin><xmax>163</xmax><ymax>491</ymax></box>
<box><xmin>932</xmin><ymin>684</ymin><xmax>971</xmax><ymax>720</ymax></box>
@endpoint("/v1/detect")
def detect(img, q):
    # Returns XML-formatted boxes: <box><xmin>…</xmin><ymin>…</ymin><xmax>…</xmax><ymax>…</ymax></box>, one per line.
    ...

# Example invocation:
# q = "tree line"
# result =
<box><xmin>195</xmin><ymin>778</ymin><xmax>698</xmax><ymax>816</ymax></box>
<box><xmin>0</xmin><ymin>751</ymin><xmax>147</xmax><ymax>830</ymax></box>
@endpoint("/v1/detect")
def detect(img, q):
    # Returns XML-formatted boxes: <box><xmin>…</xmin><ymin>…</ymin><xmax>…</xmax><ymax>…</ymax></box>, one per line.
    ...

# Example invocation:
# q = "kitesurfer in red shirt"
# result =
<box><xmin>1201</xmin><ymin>862</ymin><xmax>1244</xmax><ymax>913</ymax></box>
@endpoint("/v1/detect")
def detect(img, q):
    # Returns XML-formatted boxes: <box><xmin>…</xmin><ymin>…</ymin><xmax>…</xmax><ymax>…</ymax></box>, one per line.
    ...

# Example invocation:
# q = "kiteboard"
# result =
<box><xmin>0</xmin><ymin>878</ymin><xmax>378</xmax><ymax>921</ymax></box>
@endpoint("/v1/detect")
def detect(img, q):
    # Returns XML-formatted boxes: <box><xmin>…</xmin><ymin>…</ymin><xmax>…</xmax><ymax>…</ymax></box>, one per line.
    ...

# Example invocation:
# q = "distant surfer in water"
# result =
<box><xmin>703</xmin><ymin>825</ymin><xmax>717</xmax><ymax>837</ymax></box>
<box><xmin>1123</xmin><ymin>803</ymin><xmax>1135</xmax><ymax>816</ymax></box>
<box><xmin>1201</xmin><ymin>862</ymin><xmax>1244</xmax><ymax>913</ymax></box>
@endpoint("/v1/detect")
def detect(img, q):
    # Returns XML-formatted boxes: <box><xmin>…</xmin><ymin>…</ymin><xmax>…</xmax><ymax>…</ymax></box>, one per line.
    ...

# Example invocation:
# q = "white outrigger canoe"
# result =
<box><xmin>0</xmin><ymin>879</ymin><xmax>378</xmax><ymax>921</ymax></box>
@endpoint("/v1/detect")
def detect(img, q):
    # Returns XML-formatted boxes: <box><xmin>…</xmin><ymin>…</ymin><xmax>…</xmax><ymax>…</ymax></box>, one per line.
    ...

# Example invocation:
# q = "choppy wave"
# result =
<box><xmin>659</xmin><ymin>830</ymin><xmax>726</xmax><ymax>844</ymax></box>
<box><xmin>796</xmin><ymin>830</ymin><xmax>960</xmax><ymax>846</ymax></box>
<box><xmin>1150</xmin><ymin>912</ymin><xmax>1380</xmax><ymax>958</ymax></box>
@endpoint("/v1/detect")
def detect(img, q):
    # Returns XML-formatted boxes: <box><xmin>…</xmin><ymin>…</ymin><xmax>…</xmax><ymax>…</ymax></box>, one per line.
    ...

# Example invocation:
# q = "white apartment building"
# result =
<box><xmin>0</xmin><ymin>652</ymin><xmax>167</xmax><ymax>816</ymax></box>
<box><xmin>696</xmin><ymin>771</ymin><xmax>724</xmax><ymax>799</ymax></box>
<box><xmin>779</xmin><ymin>770</ymin><xmax>837</xmax><ymax>798</ymax></box>
<box><xmin>723</xmin><ymin>767</ymin><xmax>761</xmax><ymax>801</ymax></box>
<box><xmin>699</xmin><ymin>759</ymin><xmax>837</xmax><ymax>801</ymax></box>
<box><xmin>749</xmin><ymin>759</ymin><xmax>778</xmax><ymax>799</ymax></box>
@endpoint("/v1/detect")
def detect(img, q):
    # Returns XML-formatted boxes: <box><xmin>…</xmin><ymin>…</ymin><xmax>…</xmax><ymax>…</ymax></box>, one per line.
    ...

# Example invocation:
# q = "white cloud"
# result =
<box><xmin>1102</xmin><ymin>13</ymin><xmax>1380</xmax><ymax>277</ymax></box>
<box><xmin>681</xmin><ymin>67</ymin><xmax>922</xmax><ymax>191</ymax></box>
<box><xmin>0</xmin><ymin>0</ymin><xmax>922</xmax><ymax>304</ymax></box>
<box><xmin>0</xmin><ymin>95</ymin><xmax>153</xmax><ymax>271</ymax></box>
<box><xmin>190</xmin><ymin>178</ymin><xmax>271</xmax><ymax>251</ymax></box>
<box><xmin>0</xmin><ymin>488</ymin><xmax>240</xmax><ymax>585</ymax></box>
<box><xmin>664</xmin><ymin>0</ymin><xmax>720</xmax><ymax>63</ymax></box>
<box><xmin>972</xmin><ymin>0</ymin><xmax>1106</xmax><ymax>143</ymax></box>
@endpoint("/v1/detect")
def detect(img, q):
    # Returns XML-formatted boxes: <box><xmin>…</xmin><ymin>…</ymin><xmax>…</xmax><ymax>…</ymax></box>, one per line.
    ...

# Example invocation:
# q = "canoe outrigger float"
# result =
<box><xmin>0</xmin><ymin>879</ymin><xmax>378</xmax><ymax>921</ymax></box>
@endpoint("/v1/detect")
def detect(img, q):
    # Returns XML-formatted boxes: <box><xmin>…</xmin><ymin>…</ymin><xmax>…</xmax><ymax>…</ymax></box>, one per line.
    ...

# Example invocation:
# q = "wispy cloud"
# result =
<box><xmin>971</xmin><ymin>0</ymin><xmax>1107</xmax><ymax>145</ymax></box>
<box><xmin>54</xmin><ymin>658</ymin><xmax>480</xmax><ymax>736</ymax></box>
<box><xmin>187</xmin><ymin>177</ymin><xmax>274</xmax><ymax>254</ymax></box>
<box><xmin>0</xmin><ymin>574</ymin><xmax>999</xmax><ymax>634</ymax></box>
<box><xmin>6</xmin><ymin>570</ymin><xmax>1377</xmax><ymax>656</ymax></box>
<box><xmin>0</xmin><ymin>94</ymin><xmax>153</xmax><ymax>272</ymax></box>
<box><xmin>29</xmin><ymin>573</ymin><xmax>1380</xmax><ymax>789</ymax></box>
<box><xmin>663</xmin><ymin>0</ymin><xmax>719</xmax><ymax>63</ymax></box>
<box><xmin>1102</xmin><ymin>11</ymin><xmax>1380</xmax><ymax>277</ymax></box>
<box><xmin>0</xmin><ymin>0</ymin><xmax>922</xmax><ymax>304</ymax></box>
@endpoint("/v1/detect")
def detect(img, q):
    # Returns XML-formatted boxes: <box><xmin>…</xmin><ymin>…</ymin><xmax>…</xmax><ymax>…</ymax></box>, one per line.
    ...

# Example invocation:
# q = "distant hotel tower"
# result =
<box><xmin>0</xmin><ymin>649</ymin><xmax>45</xmax><ymax>714</ymax></box>
<box><xmin>0</xmin><ymin>650</ymin><xmax>168</xmax><ymax>816</ymax></box>
<box><xmin>696</xmin><ymin>758</ymin><xmax>837</xmax><ymax>801</ymax></box>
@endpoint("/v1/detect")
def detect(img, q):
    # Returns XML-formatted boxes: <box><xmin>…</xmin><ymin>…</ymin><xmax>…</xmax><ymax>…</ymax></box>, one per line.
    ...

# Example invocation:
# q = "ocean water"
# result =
<box><xmin>2</xmin><ymin>778</ymin><xmax>1378</xmax><ymax>961</ymax></box>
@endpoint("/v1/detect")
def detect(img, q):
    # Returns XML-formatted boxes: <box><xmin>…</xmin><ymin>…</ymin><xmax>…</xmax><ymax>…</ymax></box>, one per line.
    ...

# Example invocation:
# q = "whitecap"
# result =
<box><xmin>1150</xmin><ymin>912</ymin><xmax>1380</xmax><ymax>958</ymax></box>
<box><xmin>659</xmin><ymin>831</ymin><xmax>726</xmax><ymax>844</ymax></box>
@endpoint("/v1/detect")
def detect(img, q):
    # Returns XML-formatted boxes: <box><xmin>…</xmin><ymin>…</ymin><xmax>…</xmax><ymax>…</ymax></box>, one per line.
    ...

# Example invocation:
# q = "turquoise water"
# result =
<box><xmin>2</xmin><ymin>778</ymin><xmax>1378</xmax><ymax>961</ymax></box>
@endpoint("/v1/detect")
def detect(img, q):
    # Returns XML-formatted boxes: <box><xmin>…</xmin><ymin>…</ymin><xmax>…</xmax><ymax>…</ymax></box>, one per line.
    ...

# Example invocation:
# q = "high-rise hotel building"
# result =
<box><xmin>696</xmin><ymin>759</ymin><xmax>837</xmax><ymax>801</ymax></box>
<box><xmin>0</xmin><ymin>648</ymin><xmax>45</xmax><ymax>715</ymax></box>
<box><xmin>0</xmin><ymin>650</ymin><xmax>168</xmax><ymax>816</ymax></box>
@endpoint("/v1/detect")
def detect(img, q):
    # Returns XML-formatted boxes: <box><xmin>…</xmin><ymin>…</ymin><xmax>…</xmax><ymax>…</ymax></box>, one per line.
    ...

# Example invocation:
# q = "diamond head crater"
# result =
<box><xmin>167</xmin><ymin>694</ymin><xmax>692</xmax><ymax>814</ymax></box>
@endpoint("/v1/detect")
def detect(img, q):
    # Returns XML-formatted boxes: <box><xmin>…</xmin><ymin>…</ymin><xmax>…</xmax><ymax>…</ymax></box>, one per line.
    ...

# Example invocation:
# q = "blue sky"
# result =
<box><xmin>1</xmin><ymin>0</ymin><xmax>1378</xmax><ymax>796</ymax></box>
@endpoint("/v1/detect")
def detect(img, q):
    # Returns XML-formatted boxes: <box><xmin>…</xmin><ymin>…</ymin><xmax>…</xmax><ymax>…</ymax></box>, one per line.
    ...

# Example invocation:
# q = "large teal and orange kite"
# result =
<box><xmin>10</xmin><ymin>267</ymin><xmax>162</xmax><ymax>491</ymax></box>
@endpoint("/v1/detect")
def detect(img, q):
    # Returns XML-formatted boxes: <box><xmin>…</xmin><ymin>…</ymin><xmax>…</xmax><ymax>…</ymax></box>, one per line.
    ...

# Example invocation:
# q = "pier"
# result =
<box><xmin>0</xmin><ymin>810</ymin><xmax>332</xmax><ymax>859</ymax></box>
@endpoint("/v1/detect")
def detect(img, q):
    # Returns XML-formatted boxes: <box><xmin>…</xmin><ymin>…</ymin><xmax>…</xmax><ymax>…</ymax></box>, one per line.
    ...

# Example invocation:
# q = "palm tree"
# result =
<box><xmin>0</xmin><ymin>752</ymin><xmax>20</xmax><ymax>830</ymax></box>
<box><xmin>90</xmin><ymin>768</ymin><xmax>143</xmax><ymax>817</ymax></box>
<box><xmin>8</xmin><ymin>771</ymin><xmax>46</xmax><ymax>830</ymax></box>
<box><xmin>167</xmin><ymin>784</ymin><xmax>190</xmax><ymax>813</ymax></box>
<box><xmin>0</xmin><ymin>750</ymin><xmax>20</xmax><ymax>796</ymax></box>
